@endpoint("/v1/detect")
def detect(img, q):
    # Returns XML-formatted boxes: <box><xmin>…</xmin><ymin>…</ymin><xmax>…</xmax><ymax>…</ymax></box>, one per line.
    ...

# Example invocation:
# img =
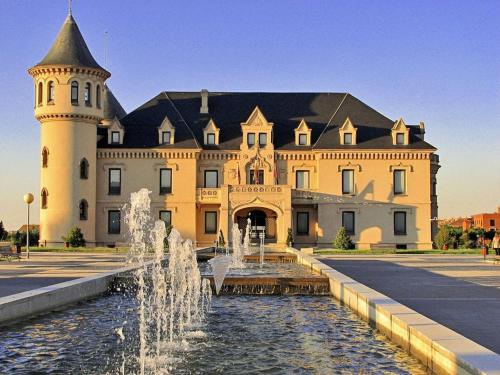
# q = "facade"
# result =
<box><xmin>29</xmin><ymin>13</ymin><xmax>440</xmax><ymax>249</ymax></box>
<box><xmin>471</xmin><ymin>208</ymin><xmax>500</xmax><ymax>231</ymax></box>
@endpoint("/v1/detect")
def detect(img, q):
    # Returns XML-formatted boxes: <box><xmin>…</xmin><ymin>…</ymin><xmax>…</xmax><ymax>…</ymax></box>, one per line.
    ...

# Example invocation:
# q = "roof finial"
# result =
<box><xmin>68</xmin><ymin>0</ymin><xmax>73</xmax><ymax>16</ymax></box>
<box><xmin>104</xmin><ymin>30</ymin><xmax>108</xmax><ymax>68</ymax></box>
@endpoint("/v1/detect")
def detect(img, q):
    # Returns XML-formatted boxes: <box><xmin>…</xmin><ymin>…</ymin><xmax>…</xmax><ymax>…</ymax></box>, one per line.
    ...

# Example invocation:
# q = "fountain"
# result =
<box><xmin>243</xmin><ymin>218</ymin><xmax>251</xmax><ymax>255</ymax></box>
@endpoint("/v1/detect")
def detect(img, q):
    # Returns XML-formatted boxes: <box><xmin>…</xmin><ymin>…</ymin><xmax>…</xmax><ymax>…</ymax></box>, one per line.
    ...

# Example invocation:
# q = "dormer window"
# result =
<box><xmin>259</xmin><ymin>133</ymin><xmax>267</xmax><ymax>147</ymax></box>
<box><xmin>247</xmin><ymin>133</ymin><xmax>255</xmax><ymax>147</ymax></box>
<box><xmin>162</xmin><ymin>131</ymin><xmax>171</xmax><ymax>145</ymax></box>
<box><xmin>111</xmin><ymin>131</ymin><xmax>120</xmax><ymax>144</ymax></box>
<box><xmin>294</xmin><ymin>119</ymin><xmax>311</xmax><ymax>146</ymax></box>
<box><xmin>203</xmin><ymin>119</ymin><xmax>220</xmax><ymax>146</ymax></box>
<box><xmin>207</xmin><ymin>133</ymin><xmax>215</xmax><ymax>145</ymax></box>
<box><xmin>391</xmin><ymin>118</ymin><xmax>410</xmax><ymax>145</ymax></box>
<box><xmin>339</xmin><ymin>117</ymin><xmax>357</xmax><ymax>145</ymax></box>
<box><xmin>396</xmin><ymin>133</ymin><xmax>404</xmax><ymax>145</ymax></box>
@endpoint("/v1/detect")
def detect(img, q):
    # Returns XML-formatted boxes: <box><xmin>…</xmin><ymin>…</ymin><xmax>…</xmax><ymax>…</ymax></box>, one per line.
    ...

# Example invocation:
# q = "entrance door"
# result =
<box><xmin>248</xmin><ymin>210</ymin><xmax>266</xmax><ymax>239</ymax></box>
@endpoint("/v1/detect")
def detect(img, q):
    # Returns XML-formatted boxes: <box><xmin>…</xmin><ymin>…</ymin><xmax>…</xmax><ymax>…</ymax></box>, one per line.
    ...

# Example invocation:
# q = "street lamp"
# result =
<box><xmin>23</xmin><ymin>193</ymin><xmax>34</xmax><ymax>259</ymax></box>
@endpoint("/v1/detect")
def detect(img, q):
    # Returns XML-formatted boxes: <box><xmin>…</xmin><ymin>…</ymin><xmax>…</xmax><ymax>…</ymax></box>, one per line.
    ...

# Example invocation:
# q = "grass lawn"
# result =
<box><xmin>24</xmin><ymin>246</ymin><xmax>129</xmax><ymax>254</ymax></box>
<box><xmin>314</xmin><ymin>248</ymin><xmax>483</xmax><ymax>255</ymax></box>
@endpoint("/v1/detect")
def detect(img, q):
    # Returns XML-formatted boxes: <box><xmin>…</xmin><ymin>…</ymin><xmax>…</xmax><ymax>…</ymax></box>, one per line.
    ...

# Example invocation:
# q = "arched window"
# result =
<box><xmin>42</xmin><ymin>147</ymin><xmax>49</xmax><ymax>168</ymax></box>
<box><xmin>47</xmin><ymin>81</ymin><xmax>55</xmax><ymax>103</ymax></box>
<box><xmin>96</xmin><ymin>85</ymin><xmax>101</xmax><ymax>108</ymax></box>
<box><xmin>84</xmin><ymin>82</ymin><xmax>92</xmax><ymax>106</ymax></box>
<box><xmin>80</xmin><ymin>158</ymin><xmax>89</xmax><ymax>179</ymax></box>
<box><xmin>37</xmin><ymin>82</ymin><xmax>43</xmax><ymax>106</ymax></box>
<box><xmin>79</xmin><ymin>200</ymin><xmax>88</xmax><ymax>220</ymax></box>
<box><xmin>71</xmin><ymin>81</ymin><xmax>79</xmax><ymax>104</ymax></box>
<box><xmin>41</xmin><ymin>188</ymin><xmax>48</xmax><ymax>209</ymax></box>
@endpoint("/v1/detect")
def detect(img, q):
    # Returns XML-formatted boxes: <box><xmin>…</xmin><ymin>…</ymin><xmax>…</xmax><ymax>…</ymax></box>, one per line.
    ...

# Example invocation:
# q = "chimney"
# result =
<box><xmin>200</xmin><ymin>89</ymin><xmax>209</xmax><ymax>114</ymax></box>
<box><xmin>415</xmin><ymin>121</ymin><xmax>425</xmax><ymax>140</ymax></box>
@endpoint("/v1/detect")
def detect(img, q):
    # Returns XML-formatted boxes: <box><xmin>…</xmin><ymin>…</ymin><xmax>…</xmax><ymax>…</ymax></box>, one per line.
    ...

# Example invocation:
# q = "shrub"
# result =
<box><xmin>218</xmin><ymin>229</ymin><xmax>225</xmax><ymax>247</ymax></box>
<box><xmin>9</xmin><ymin>228</ymin><xmax>39</xmax><ymax>246</ymax></box>
<box><xmin>62</xmin><ymin>226</ymin><xmax>86</xmax><ymax>247</ymax></box>
<box><xmin>333</xmin><ymin>227</ymin><xmax>354</xmax><ymax>250</ymax></box>
<box><xmin>286</xmin><ymin>228</ymin><xmax>293</xmax><ymax>246</ymax></box>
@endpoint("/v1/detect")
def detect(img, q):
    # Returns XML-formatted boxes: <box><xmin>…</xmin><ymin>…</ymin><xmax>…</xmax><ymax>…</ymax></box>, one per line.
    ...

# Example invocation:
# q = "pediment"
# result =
<box><xmin>109</xmin><ymin>116</ymin><xmax>123</xmax><ymax>130</ymax></box>
<box><xmin>159</xmin><ymin>116</ymin><xmax>175</xmax><ymax>131</ymax></box>
<box><xmin>340</xmin><ymin>117</ymin><xmax>356</xmax><ymax>131</ymax></box>
<box><xmin>295</xmin><ymin>118</ymin><xmax>310</xmax><ymax>132</ymax></box>
<box><xmin>203</xmin><ymin>118</ymin><xmax>219</xmax><ymax>132</ymax></box>
<box><xmin>392</xmin><ymin>117</ymin><xmax>407</xmax><ymax>131</ymax></box>
<box><xmin>241</xmin><ymin>106</ymin><xmax>273</xmax><ymax>128</ymax></box>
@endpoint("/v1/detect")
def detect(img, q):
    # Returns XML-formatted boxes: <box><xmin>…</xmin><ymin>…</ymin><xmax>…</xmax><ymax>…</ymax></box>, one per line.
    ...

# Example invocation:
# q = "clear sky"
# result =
<box><xmin>0</xmin><ymin>0</ymin><xmax>499</xmax><ymax>230</ymax></box>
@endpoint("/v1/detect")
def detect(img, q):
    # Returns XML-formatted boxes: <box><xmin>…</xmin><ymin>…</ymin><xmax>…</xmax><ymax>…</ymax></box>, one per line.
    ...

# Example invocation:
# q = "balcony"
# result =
<box><xmin>196</xmin><ymin>188</ymin><xmax>221</xmax><ymax>204</ymax></box>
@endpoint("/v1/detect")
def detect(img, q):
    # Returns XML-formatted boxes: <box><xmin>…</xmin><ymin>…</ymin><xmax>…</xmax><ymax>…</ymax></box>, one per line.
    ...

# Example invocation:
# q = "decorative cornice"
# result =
<box><xmin>38</xmin><ymin>113</ymin><xmax>102</xmax><ymax>124</ymax></box>
<box><xmin>28</xmin><ymin>65</ymin><xmax>110</xmax><ymax>79</ymax></box>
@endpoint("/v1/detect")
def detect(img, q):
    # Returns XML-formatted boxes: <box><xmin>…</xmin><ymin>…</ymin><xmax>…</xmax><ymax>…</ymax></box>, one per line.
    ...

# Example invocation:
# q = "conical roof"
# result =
<box><xmin>35</xmin><ymin>14</ymin><xmax>109</xmax><ymax>75</ymax></box>
<box><xmin>103</xmin><ymin>85</ymin><xmax>126</xmax><ymax>120</ymax></box>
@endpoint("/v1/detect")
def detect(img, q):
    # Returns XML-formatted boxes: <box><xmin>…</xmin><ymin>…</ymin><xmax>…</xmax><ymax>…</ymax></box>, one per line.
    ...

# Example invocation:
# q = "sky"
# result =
<box><xmin>0</xmin><ymin>0</ymin><xmax>499</xmax><ymax>230</ymax></box>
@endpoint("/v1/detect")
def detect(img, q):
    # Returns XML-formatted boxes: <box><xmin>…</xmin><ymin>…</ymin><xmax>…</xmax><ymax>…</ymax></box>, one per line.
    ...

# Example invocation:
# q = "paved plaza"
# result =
<box><xmin>0</xmin><ymin>252</ymin><xmax>127</xmax><ymax>298</ymax></box>
<box><xmin>318</xmin><ymin>254</ymin><xmax>500</xmax><ymax>354</ymax></box>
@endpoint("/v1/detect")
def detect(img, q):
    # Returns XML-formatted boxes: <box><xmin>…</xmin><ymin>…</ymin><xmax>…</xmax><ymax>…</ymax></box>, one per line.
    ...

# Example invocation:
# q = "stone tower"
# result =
<box><xmin>28</xmin><ymin>12</ymin><xmax>110</xmax><ymax>246</ymax></box>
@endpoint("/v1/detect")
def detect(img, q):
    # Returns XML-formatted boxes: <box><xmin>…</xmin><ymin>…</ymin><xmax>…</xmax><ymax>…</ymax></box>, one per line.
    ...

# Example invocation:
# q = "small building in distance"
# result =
<box><xmin>471</xmin><ymin>207</ymin><xmax>500</xmax><ymax>231</ymax></box>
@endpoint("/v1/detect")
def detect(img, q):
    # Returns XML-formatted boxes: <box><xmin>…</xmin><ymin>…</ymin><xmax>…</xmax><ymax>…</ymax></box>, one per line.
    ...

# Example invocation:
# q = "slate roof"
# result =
<box><xmin>103</xmin><ymin>85</ymin><xmax>127</xmax><ymax>120</ymax></box>
<box><xmin>34</xmin><ymin>15</ymin><xmax>109</xmax><ymax>74</ymax></box>
<box><xmin>97</xmin><ymin>91</ymin><xmax>436</xmax><ymax>151</ymax></box>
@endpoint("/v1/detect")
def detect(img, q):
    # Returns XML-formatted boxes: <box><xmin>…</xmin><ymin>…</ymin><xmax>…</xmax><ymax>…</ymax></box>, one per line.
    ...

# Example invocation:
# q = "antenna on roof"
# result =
<box><xmin>104</xmin><ymin>30</ymin><xmax>109</xmax><ymax>68</ymax></box>
<box><xmin>68</xmin><ymin>0</ymin><xmax>73</xmax><ymax>16</ymax></box>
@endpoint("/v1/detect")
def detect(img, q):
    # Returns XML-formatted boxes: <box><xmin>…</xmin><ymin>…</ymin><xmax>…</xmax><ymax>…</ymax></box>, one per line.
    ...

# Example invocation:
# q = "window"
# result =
<box><xmin>37</xmin><ymin>82</ymin><xmax>43</xmax><ymax>106</ymax></box>
<box><xmin>490</xmin><ymin>219</ymin><xmax>496</xmax><ymax>227</ymax></box>
<box><xmin>248</xmin><ymin>169</ymin><xmax>264</xmax><ymax>185</ymax></box>
<box><xmin>344</xmin><ymin>133</ymin><xmax>353</xmax><ymax>145</ymax></box>
<box><xmin>393</xmin><ymin>170</ymin><xmax>406</xmax><ymax>195</ymax></box>
<box><xmin>79</xmin><ymin>200</ymin><xmax>88</xmax><ymax>220</ymax></box>
<box><xmin>162</xmin><ymin>131</ymin><xmax>171</xmax><ymax>145</ymax></box>
<box><xmin>84</xmin><ymin>83</ymin><xmax>92</xmax><ymax>106</ymax></box>
<box><xmin>108</xmin><ymin>168</ymin><xmax>121</xmax><ymax>195</ymax></box>
<box><xmin>71</xmin><ymin>81</ymin><xmax>79</xmax><ymax>104</ymax></box>
<box><xmin>296</xmin><ymin>212</ymin><xmax>309</xmax><ymax>235</ymax></box>
<box><xmin>108</xmin><ymin>210</ymin><xmax>121</xmax><ymax>234</ymax></box>
<box><xmin>247</xmin><ymin>133</ymin><xmax>255</xmax><ymax>147</ymax></box>
<box><xmin>47</xmin><ymin>81</ymin><xmax>55</xmax><ymax>103</ymax></box>
<box><xmin>296</xmin><ymin>170</ymin><xmax>310</xmax><ymax>189</ymax></box>
<box><xmin>342</xmin><ymin>169</ymin><xmax>354</xmax><ymax>194</ymax></box>
<box><xmin>160</xmin><ymin>168</ymin><xmax>172</xmax><ymax>194</ymax></box>
<box><xmin>259</xmin><ymin>133</ymin><xmax>267</xmax><ymax>147</ymax></box>
<box><xmin>205</xmin><ymin>211</ymin><xmax>217</xmax><ymax>234</ymax></box>
<box><xmin>42</xmin><ymin>147</ymin><xmax>48</xmax><ymax>168</ymax></box>
<box><xmin>204</xmin><ymin>170</ymin><xmax>218</xmax><ymax>188</ymax></box>
<box><xmin>41</xmin><ymin>188</ymin><xmax>48</xmax><ymax>209</ymax></box>
<box><xmin>96</xmin><ymin>85</ymin><xmax>101</xmax><ymax>108</ymax></box>
<box><xmin>342</xmin><ymin>211</ymin><xmax>355</xmax><ymax>235</ymax></box>
<box><xmin>111</xmin><ymin>131</ymin><xmax>120</xmax><ymax>144</ymax></box>
<box><xmin>394</xmin><ymin>211</ymin><xmax>407</xmax><ymax>235</ymax></box>
<box><xmin>396</xmin><ymin>133</ymin><xmax>405</xmax><ymax>145</ymax></box>
<box><xmin>159</xmin><ymin>210</ymin><xmax>172</xmax><ymax>227</ymax></box>
<box><xmin>298</xmin><ymin>134</ymin><xmax>307</xmax><ymax>146</ymax></box>
<box><xmin>206</xmin><ymin>133</ymin><xmax>215</xmax><ymax>145</ymax></box>
<box><xmin>80</xmin><ymin>158</ymin><xmax>89</xmax><ymax>179</ymax></box>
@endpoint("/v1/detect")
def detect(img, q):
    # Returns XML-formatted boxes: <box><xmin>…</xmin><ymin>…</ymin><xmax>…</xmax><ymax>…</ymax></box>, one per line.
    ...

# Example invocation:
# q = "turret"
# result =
<box><xmin>28</xmin><ymin>12</ymin><xmax>110</xmax><ymax>246</ymax></box>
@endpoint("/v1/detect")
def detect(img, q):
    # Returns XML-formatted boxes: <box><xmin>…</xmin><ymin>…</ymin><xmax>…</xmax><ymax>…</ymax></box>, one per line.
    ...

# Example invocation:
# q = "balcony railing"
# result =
<box><xmin>196</xmin><ymin>188</ymin><xmax>221</xmax><ymax>203</ymax></box>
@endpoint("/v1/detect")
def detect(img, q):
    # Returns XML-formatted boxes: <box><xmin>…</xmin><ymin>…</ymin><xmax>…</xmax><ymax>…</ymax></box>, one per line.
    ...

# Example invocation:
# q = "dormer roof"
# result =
<box><xmin>33</xmin><ymin>14</ymin><xmax>109</xmax><ymax>76</ymax></box>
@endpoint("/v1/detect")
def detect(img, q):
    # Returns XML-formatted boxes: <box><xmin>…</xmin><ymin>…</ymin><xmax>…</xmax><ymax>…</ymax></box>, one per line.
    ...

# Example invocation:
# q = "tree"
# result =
<box><xmin>62</xmin><ymin>226</ymin><xmax>86</xmax><ymax>247</ymax></box>
<box><xmin>218</xmin><ymin>229</ymin><xmax>226</xmax><ymax>247</ymax></box>
<box><xmin>0</xmin><ymin>221</ymin><xmax>6</xmax><ymax>240</ymax></box>
<box><xmin>333</xmin><ymin>227</ymin><xmax>354</xmax><ymax>250</ymax></box>
<box><xmin>434</xmin><ymin>225</ymin><xmax>454</xmax><ymax>249</ymax></box>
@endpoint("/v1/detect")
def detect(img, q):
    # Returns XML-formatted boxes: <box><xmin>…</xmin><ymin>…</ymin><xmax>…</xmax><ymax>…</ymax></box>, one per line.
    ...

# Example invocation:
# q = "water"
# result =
<box><xmin>0</xmin><ymin>294</ymin><xmax>428</xmax><ymax>374</ymax></box>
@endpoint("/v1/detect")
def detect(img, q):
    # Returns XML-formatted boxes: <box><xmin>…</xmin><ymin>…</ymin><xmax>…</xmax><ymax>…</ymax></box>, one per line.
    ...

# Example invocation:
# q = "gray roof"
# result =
<box><xmin>103</xmin><ymin>85</ymin><xmax>127</xmax><ymax>120</ymax></box>
<box><xmin>97</xmin><ymin>91</ymin><xmax>436</xmax><ymax>151</ymax></box>
<box><xmin>35</xmin><ymin>14</ymin><xmax>109</xmax><ymax>74</ymax></box>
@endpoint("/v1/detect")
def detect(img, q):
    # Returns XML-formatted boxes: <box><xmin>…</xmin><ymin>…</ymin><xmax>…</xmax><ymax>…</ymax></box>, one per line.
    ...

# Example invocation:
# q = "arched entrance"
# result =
<box><xmin>234</xmin><ymin>207</ymin><xmax>278</xmax><ymax>243</ymax></box>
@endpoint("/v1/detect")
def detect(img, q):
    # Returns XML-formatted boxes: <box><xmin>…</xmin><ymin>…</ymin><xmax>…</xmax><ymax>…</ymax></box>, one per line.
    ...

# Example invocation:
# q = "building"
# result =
<box><xmin>471</xmin><ymin>207</ymin><xmax>500</xmax><ymax>232</ymax></box>
<box><xmin>28</xmin><ymin>12</ymin><xmax>440</xmax><ymax>249</ymax></box>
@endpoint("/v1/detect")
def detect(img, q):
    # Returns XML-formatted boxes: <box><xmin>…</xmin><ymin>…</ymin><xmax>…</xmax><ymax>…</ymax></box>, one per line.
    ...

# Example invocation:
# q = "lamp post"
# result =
<box><xmin>23</xmin><ymin>193</ymin><xmax>34</xmax><ymax>259</ymax></box>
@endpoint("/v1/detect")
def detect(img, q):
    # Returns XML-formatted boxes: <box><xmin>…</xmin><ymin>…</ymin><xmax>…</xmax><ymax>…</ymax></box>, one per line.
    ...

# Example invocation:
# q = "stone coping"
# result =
<box><xmin>286</xmin><ymin>247</ymin><xmax>500</xmax><ymax>375</ymax></box>
<box><xmin>0</xmin><ymin>262</ymin><xmax>145</xmax><ymax>326</ymax></box>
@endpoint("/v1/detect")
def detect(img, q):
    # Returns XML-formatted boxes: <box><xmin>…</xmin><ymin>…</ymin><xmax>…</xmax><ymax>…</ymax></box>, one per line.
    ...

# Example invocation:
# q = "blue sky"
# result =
<box><xmin>0</xmin><ymin>0</ymin><xmax>499</xmax><ymax>230</ymax></box>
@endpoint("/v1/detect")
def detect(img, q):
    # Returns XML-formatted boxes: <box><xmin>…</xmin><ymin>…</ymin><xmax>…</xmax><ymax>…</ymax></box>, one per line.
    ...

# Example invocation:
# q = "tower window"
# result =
<box><xmin>342</xmin><ymin>169</ymin><xmax>354</xmax><ymax>195</ymax></box>
<box><xmin>84</xmin><ymin>83</ymin><xmax>92</xmax><ymax>106</ymax></box>
<box><xmin>71</xmin><ymin>81</ymin><xmax>79</xmax><ymax>104</ymax></box>
<box><xmin>247</xmin><ymin>133</ymin><xmax>255</xmax><ymax>147</ymax></box>
<box><xmin>80</xmin><ymin>158</ymin><xmax>89</xmax><ymax>179</ymax></box>
<box><xmin>41</xmin><ymin>188</ymin><xmax>48</xmax><ymax>209</ymax></box>
<box><xmin>47</xmin><ymin>81</ymin><xmax>55</xmax><ymax>103</ymax></box>
<box><xmin>108</xmin><ymin>168</ymin><xmax>121</xmax><ymax>195</ymax></box>
<box><xmin>96</xmin><ymin>85</ymin><xmax>101</xmax><ymax>109</ymax></box>
<box><xmin>79</xmin><ymin>200</ymin><xmax>88</xmax><ymax>221</ymax></box>
<box><xmin>42</xmin><ymin>147</ymin><xmax>49</xmax><ymax>168</ymax></box>
<box><xmin>37</xmin><ymin>82</ymin><xmax>43</xmax><ymax>106</ymax></box>
<box><xmin>108</xmin><ymin>210</ymin><xmax>121</xmax><ymax>234</ymax></box>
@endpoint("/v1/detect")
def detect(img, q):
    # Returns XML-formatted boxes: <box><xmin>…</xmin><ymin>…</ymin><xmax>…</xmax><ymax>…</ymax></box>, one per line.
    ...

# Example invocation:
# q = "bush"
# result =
<box><xmin>434</xmin><ymin>225</ymin><xmax>455</xmax><ymax>249</ymax></box>
<box><xmin>8</xmin><ymin>228</ymin><xmax>39</xmax><ymax>246</ymax></box>
<box><xmin>62</xmin><ymin>226</ymin><xmax>86</xmax><ymax>247</ymax></box>
<box><xmin>286</xmin><ymin>228</ymin><xmax>293</xmax><ymax>246</ymax></box>
<box><xmin>333</xmin><ymin>227</ymin><xmax>354</xmax><ymax>250</ymax></box>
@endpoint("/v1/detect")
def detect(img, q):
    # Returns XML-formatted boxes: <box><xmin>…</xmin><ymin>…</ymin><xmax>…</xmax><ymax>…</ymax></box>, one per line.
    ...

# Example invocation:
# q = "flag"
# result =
<box><xmin>237</xmin><ymin>162</ymin><xmax>241</xmax><ymax>185</ymax></box>
<box><xmin>274</xmin><ymin>160</ymin><xmax>279</xmax><ymax>185</ymax></box>
<box><xmin>253</xmin><ymin>163</ymin><xmax>259</xmax><ymax>184</ymax></box>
